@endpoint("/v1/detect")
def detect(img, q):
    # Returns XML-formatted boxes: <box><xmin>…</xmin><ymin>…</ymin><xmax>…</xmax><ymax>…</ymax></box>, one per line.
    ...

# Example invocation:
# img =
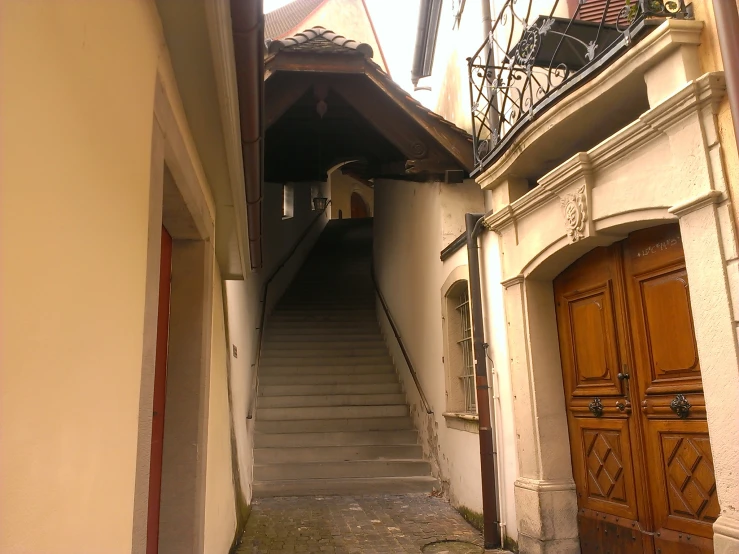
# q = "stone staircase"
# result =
<box><xmin>253</xmin><ymin>219</ymin><xmax>437</xmax><ymax>497</ymax></box>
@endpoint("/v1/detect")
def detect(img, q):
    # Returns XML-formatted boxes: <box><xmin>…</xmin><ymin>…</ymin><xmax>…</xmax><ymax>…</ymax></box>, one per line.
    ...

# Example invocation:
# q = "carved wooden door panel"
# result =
<box><xmin>624</xmin><ymin>225</ymin><xmax>718</xmax><ymax>554</ymax></box>
<box><xmin>555</xmin><ymin>245</ymin><xmax>650</xmax><ymax>553</ymax></box>
<box><xmin>555</xmin><ymin>224</ymin><xmax>718</xmax><ymax>554</ymax></box>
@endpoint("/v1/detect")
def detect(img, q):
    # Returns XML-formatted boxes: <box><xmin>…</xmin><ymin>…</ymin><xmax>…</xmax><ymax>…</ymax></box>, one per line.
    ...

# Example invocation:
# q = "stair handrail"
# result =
<box><xmin>246</xmin><ymin>200</ymin><xmax>332</xmax><ymax>420</ymax></box>
<box><xmin>371</xmin><ymin>264</ymin><xmax>433</xmax><ymax>415</ymax></box>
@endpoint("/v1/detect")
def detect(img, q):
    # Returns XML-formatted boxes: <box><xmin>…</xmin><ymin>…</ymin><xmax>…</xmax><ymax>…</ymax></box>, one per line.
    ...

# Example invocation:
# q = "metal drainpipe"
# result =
<box><xmin>481</xmin><ymin>0</ymin><xmax>495</xmax><ymax>212</ymax></box>
<box><xmin>465</xmin><ymin>213</ymin><xmax>501</xmax><ymax>549</ymax></box>
<box><xmin>712</xmin><ymin>0</ymin><xmax>739</xmax><ymax>153</ymax></box>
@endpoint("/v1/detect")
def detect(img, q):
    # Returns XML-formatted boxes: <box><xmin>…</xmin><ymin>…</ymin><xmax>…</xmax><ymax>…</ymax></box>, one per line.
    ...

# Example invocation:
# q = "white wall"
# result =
<box><xmin>374</xmin><ymin>178</ymin><xmax>511</xmax><ymax>529</ymax></box>
<box><xmin>479</xmin><ymin>230</ymin><xmax>519</xmax><ymax>545</ymax></box>
<box><xmin>222</xmin><ymin>178</ymin><xmax>331</xmax><ymax>512</ymax></box>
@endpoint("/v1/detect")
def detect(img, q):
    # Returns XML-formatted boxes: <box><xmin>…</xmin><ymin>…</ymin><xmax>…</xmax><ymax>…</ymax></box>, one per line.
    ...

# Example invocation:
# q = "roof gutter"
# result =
<box><xmin>231</xmin><ymin>0</ymin><xmax>264</xmax><ymax>269</ymax></box>
<box><xmin>465</xmin><ymin>213</ymin><xmax>502</xmax><ymax>549</ymax></box>
<box><xmin>712</xmin><ymin>0</ymin><xmax>739</xmax><ymax>155</ymax></box>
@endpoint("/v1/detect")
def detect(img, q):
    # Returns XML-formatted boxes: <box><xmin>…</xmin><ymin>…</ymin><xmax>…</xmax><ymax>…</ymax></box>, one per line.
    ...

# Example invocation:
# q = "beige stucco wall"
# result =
<box><xmin>411</xmin><ymin>0</ymin><xmax>485</xmax><ymax>132</ymax></box>
<box><xmin>0</xmin><ymin>2</ymin><xmax>241</xmax><ymax>552</ymax></box>
<box><xmin>204</xmin><ymin>267</ymin><xmax>237</xmax><ymax>554</ymax></box>
<box><xmin>0</xmin><ymin>3</ymin><xmax>162</xmax><ymax>551</ymax></box>
<box><xmin>329</xmin><ymin>171</ymin><xmax>374</xmax><ymax>219</ymax></box>
<box><xmin>289</xmin><ymin>0</ymin><xmax>388</xmax><ymax>72</ymax></box>
<box><xmin>690</xmin><ymin>0</ymin><xmax>739</xmax><ymax>227</ymax></box>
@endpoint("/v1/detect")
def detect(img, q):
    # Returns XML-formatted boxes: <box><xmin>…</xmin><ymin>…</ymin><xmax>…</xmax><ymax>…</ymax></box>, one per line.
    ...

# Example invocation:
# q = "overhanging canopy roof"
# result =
<box><xmin>264</xmin><ymin>27</ymin><xmax>473</xmax><ymax>182</ymax></box>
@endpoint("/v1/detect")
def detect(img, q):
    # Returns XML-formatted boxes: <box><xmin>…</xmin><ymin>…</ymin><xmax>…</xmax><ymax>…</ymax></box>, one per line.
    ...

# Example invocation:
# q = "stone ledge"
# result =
<box><xmin>443</xmin><ymin>412</ymin><xmax>480</xmax><ymax>434</ymax></box>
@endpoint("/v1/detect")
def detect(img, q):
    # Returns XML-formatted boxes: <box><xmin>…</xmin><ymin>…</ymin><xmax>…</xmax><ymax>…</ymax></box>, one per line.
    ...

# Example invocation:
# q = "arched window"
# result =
<box><xmin>444</xmin><ymin>279</ymin><xmax>476</xmax><ymax>414</ymax></box>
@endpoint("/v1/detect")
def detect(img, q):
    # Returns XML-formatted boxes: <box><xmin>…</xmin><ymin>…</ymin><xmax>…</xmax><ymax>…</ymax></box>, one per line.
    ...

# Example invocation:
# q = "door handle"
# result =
<box><xmin>617</xmin><ymin>365</ymin><xmax>631</xmax><ymax>412</ymax></box>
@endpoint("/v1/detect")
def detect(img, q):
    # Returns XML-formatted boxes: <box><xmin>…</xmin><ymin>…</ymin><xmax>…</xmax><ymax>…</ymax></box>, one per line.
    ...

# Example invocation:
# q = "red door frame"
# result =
<box><xmin>147</xmin><ymin>227</ymin><xmax>172</xmax><ymax>554</ymax></box>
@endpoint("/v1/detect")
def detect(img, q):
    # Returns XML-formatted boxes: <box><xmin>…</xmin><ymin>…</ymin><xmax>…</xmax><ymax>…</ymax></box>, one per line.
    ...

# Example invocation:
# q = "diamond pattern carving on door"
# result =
<box><xmin>663</xmin><ymin>434</ymin><xmax>719</xmax><ymax>523</ymax></box>
<box><xmin>584</xmin><ymin>429</ymin><xmax>627</xmax><ymax>503</ymax></box>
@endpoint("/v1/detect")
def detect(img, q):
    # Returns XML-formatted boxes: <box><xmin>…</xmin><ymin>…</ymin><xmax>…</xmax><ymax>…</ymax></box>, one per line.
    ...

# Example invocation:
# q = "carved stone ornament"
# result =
<box><xmin>559</xmin><ymin>184</ymin><xmax>588</xmax><ymax>242</ymax></box>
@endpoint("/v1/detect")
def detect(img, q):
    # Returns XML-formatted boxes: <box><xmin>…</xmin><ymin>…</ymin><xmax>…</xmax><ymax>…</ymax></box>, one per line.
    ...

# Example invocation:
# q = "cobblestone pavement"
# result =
<box><xmin>235</xmin><ymin>494</ymin><xmax>505</xmax><ymax>554</ymax></box>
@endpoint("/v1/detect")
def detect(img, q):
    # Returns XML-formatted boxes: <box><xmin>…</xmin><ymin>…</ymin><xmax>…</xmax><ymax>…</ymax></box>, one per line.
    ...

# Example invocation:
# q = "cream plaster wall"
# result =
<box><xmin>329</xmin><ymin>171</ymin><xmax>374</xmax><ymax>219</ymax></box>
<box><xmin>0</xmin><ymin>2</ymin><xmax>243</xmax><ymax>552</ymax></box>
<box><xmin>412</xmin><ymin>0</ymin><xmax>485</xmax><ymax>132</ymax></box>
<box><xmin>440</xmin><ymin>180</ymin><xmax>485</xmax><ymax>247</ymax></box>
<box><xmin>0</xmin><ymin>3</ymin><xmax>163</xmax><ymax>552</ymax></box>
<box><xmin>690</xmin><ymin>0</ymin><xmax>739</xmax><ymax>228</ymax></box>
<box><xmin>289</xmin><ymin>0</ymin><xmax>388</xmax><ymax>72</ymax></box>
<box><xmin>373</xmin><ymin>178</ymin><xmax>517</xmax><ymax>542</ymax></box>
<box><xmin>204</xmin><ymin>267</ymin><xmax>237</xmax><ymax>554</ymax></box>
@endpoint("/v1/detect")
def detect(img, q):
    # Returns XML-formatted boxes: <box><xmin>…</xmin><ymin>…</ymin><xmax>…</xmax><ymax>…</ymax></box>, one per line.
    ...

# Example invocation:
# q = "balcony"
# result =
<box><xmin>468</xmin><ymin>0</ymin><xmax>693</xmax><ymax>176</ymax></box>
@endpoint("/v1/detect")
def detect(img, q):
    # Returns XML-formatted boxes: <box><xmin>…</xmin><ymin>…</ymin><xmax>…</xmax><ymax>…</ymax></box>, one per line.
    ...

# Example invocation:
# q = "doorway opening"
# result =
<box><xmin>554</xmin><ymin>223</ymin><xmax>718</xmax><ymax>553</ymax></box>
<box><xmin>351</xmin><ymin>192</ymin><xmax>370</xmax><ymax>219</ymax></box>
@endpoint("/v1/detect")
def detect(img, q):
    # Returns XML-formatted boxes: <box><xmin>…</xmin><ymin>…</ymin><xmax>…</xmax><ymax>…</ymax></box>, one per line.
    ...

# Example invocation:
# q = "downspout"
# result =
<box><xmin>231</xmin><ymin>0</ymin><xmax>264</xmax><ymax>269</ymax></box>
<box><xmin>465</xmin><ymin>213</ymin><xmax>501</xmax><ymax>549</ymax></box>
<box><xmin>712</xmin><ymin>0</ymin><xmax>739</xmax><ymax>153</ymax></box>
<box><xmin>411</xmin><ymin>0</ymin><xmax>432</xmax><ymax>87</ymax></box>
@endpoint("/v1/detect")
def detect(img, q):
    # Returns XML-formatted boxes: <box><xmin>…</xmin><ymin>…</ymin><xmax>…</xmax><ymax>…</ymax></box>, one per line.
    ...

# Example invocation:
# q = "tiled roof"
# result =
<box><xmin>266</xmin><ymin>26</ymin><xmax>374</xmax><ymax>57</ymax></box>
<box><xmin>264</xmin><ymin>0</ymin><xmax>328</xmax><ymax>39</ymax></box>
<box><xmin>265</xmin><ymin>27</ymin><xmax>474</xmax><ymax>162</ymax></box>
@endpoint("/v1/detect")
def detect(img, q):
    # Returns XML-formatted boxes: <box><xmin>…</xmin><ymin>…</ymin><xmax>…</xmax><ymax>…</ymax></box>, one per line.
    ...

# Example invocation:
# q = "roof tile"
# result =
<box><xmin>264</xmin><ymin>0</ymin><xmax>327</xmax><ymax>39</ymax></box>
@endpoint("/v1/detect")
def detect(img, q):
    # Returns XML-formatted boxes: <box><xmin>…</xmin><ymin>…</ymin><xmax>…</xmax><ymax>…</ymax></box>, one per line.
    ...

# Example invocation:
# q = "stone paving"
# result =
<box><xmin>235</xmin><ymin>494</ymin><xmax>507</xmax><ymax>554</ymax></box>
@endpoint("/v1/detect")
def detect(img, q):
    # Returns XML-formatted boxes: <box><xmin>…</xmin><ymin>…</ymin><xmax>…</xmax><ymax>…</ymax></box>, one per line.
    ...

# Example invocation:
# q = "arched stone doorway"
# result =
<box><xmin>553</xmin><ymin>223</ymin><xmax>717</xmax><ymax>553</ymax></box>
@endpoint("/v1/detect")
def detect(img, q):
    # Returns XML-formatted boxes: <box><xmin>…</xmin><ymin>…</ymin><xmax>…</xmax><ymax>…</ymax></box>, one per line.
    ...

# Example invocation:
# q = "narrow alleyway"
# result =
<box><xmin>235</xmin><ymin>494</ymin><xmax>489</xmax><ymax>553</ymax></box>
<box><xmin>240</xmin><ymin>219</ymin><xmax>500</xmax><ymax>553</ymax></box>
<box><xmin>254</xmin><ymin>219</ymin><xmax>435</xmax><ymax>496</ymax></box>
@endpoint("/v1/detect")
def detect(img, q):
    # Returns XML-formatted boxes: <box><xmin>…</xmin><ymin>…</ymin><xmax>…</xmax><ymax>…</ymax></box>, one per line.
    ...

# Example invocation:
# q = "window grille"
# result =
<box><xmin>456</xmin><ymin>290</ymin><xmax>475</xmax><ymax>413</ymax></box>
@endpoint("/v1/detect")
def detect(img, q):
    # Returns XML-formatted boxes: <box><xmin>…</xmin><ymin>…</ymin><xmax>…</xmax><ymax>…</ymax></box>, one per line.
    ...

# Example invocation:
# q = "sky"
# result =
<box><xmin>263</xmin><ymin>0</ymin><xmax>422</xmax><ymax>94</ymax></box>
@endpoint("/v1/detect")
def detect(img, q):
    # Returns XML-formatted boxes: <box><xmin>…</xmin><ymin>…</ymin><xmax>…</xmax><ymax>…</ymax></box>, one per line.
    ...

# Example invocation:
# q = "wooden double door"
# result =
<box><xmin>554</xmin><ymin>224</ymin><xmax>719</xmax><ymax>553</ymax></box>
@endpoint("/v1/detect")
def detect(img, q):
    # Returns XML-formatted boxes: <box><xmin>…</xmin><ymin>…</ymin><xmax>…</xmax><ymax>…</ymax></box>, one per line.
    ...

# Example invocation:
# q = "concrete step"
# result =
<box><xmin>267</xmin><ymin>322</ymin><xmax>379</xmax><ymax>332</ymax></box>
<box><xmin>254</xmin><ymin>430</ymin><xmax>419</xmax><ymax>448</ymax></box>
<box><xmin>261</xmin><ymin>347</ymin><xmax>388</xmax><ymax>358</ymax></box>
<box><xmin>257</xmin><ymin>404</ymin><xmax>408</xmax><ymax>421</ymax></box>
<box><xmin>255</xmin><ymin>416</ymin><xmax>414</xmax><ymax>433</ymax></box>
<box><xmin>265</xmin><ymin>331</ymin><xmax>382</xmax><ymax>341</ymax></box>
<box><xmin>262</xmin><ymin>340</ymin><xmax>385</xmax><ymax>350</ymax></box>
<box><xmin>259</xmin><ymin>383</ymin><xmax>401</xmax><ymax>396</ymax></box>
<box><xmin>257</xmin><ymin>393</ymin><xmax>407</xmax><ymax>408</ymax></box>
<box><xmin>258</xmin><ymin>373</ymin><xmax>399</xmax><ymax>386</ymax></box>
<box><xmin>264</xmin><ymin>330</ymin><xmax>385</xmax><ymax>340</ymax></box>
<box><xmin>270</xmin><ymin>311</ymin><xmax>376</xmax><ymax>320</ymax></box>
<box><xmin>260</xmin><ymin>356</ymin><xmax>392</xmax><ymax>367</ymax></box>
<box><xmin>254</xmin><ymin>459</ymin><xmax>431</xmax><ymax>481</ymax></box>
<box><xmin>254</xmin><ymin>444</ymin><xmax>423</xmax><ymax>464</ymax></box>
<box><xmin>258</xmin><ymin>364</ymin><xmax>394</xmax><ymax>376</ymax></box>
<box><xmin>253</xmin><ymin>476</ymin><xmax>438</xmax><ymax>497</ymax></box>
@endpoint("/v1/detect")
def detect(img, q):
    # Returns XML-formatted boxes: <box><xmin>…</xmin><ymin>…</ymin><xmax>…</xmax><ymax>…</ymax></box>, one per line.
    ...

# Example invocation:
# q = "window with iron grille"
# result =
<box><xmin>456</xmin><ymin>289</ymin><xmax>476</xmax><ymax>413</ymax></box>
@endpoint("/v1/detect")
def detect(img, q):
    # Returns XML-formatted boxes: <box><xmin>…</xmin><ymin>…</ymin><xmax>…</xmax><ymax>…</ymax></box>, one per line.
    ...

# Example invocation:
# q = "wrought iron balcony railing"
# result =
<box><xmin>468</xmin><ymin>0</ymin><xmax>691</xmax><ymax>174</ymax></box>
